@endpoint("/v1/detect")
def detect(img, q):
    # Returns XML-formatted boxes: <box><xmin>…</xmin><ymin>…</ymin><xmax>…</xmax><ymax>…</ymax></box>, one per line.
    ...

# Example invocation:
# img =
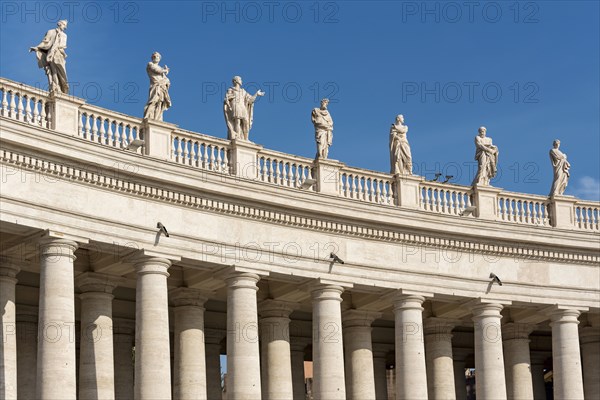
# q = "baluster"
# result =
<box><xmin>9</xmin><ymin>90</ymin><xmax>16</xmax><ymax>118</ymax></box>
<box><xmin>267</xmin><ymin>158</ymin><xmax>273</xmax><ymax>183</ymax></box>
<box><xmin>423</xmin><ymin>188</ymin><xmax>430</xmax><ymax>210</ymax></box>
<box><xmin>1</xmin><ymin>89</ymin><xmax>7</xmax><ymax>116</ymax></box>
<box><xmin>17</xmin><ymin>92</ymin><xmax>24</xmax><ymax>121</ymax></box>
<box><xmin>99</xmin><ymin>117</ymin><xmax>107</xmax><ymax>144</ymax></box>
<box><xmin>192</xmin><ymin>142</ymin><xmax>199</xmax><ymax>167</ymax></box>
<box><xmin>347</xmin><ymin>175</ymin><xmax>354</xmax><ymax>197</ymax></box>
<box><xmin>294</xmin><ymin>164</ymin><xmax>300</xmax><ymax>187</ymax></box>
<box><xmin>223</xmin><ymin>147</ymin><xmax>230</xmax><ymax>173</ymax></box>
<box><xmin>259</xmin><ymin>157</ymin><xmax>267</xmax><ymax>181</ymax></box>
<box><xmin>83</xmin><ymin>113</ymin><xmax>91</xmax><ymax>139</ymax></box>
<box><xmin>215</xmin><ymin>146</ymin><xmax>222</xmax><ymax>169</ymax></box>
<box><xmin>40</xmin><ymin>99</ymin><xmax>47</xmax><ymax>127</ymax></box>
<box><xmin>108</xmin><ymin>121</ymin><xmax>116</xmax><ymax>147</ymax></box>
<box><xmin>89</xmin><ymin>114</ymin><xmax>98</xmax><ymax>141</ymax></box>
<box><xmin>171</xmin><ymin>137</ymin><xmax>178</xmax><ymax>160</ymax></box>
<box><xmin>32</xmin><ymin>98</ymin><xmax>40</xmax><ymax>125</ymax></box>
<box><xmin>24</xmin><ymin>95</ymin><xmax>32</xmax><ymax>123</ymax></box>
<box><xmin>448</xmin><ymin>191</ymin><xmax>455</xmax><ymax>214</ymax></box>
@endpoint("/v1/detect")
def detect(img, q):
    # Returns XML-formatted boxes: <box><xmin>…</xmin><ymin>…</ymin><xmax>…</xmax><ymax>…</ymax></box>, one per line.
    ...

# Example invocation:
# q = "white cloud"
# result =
<box><xmin>569</xmin><ymin>176</ymin><xmax>600</xmax><ymax>201</ymax></box>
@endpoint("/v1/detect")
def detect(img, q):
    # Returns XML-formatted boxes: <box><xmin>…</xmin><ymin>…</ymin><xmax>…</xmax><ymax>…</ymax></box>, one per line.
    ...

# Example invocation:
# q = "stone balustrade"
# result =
<box><xmin>1</xmin><ymin>77</ymin><xmax>598</xmax><ymax>232</ymax></box>
<box><xmin>79</xmin><ymin>103</ymin><xmax>143</xmax><ymax>148</ymax></box>
<box><xmin>0</xmin><ymin>78</ymin><xmax>52</xmax><ymax>129</ymax></box>
<box><xmin>339</xmin><ymin>166</ymin><xmax>395</xmax><ymax>206</ymax></box>
<box><xmin>256</xmin><ymin>148</ymin><xmax>314</xmax><ymax>189</ymax></box>
<box><xmin>420</xmin><ymin>180</ymin><xmax>473</xmax><ymax>216</ymax></box>
<box><xmin>172</xmin><ymin>128</ymin><xmax>231</xmax><ymax>173</ymax></box>
<box><xmin>497</xmin><ymin>191</ymin><xmax>551</xmax><ymax>226</ymax></box>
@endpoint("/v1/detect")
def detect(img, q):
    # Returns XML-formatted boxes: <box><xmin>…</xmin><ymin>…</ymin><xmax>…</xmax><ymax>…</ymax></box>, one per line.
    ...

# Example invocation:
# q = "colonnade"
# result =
<box><xmin>0</xmin><ymin>237</ymin><xmax>599</xmax><ymax>400</ymax></box>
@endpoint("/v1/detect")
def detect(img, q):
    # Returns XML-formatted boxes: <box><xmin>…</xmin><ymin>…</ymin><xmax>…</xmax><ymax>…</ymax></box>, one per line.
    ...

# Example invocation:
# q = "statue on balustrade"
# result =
<box><xmin>549</xmin><ymin>139</ymin><xmax>570</xmax><ymax>196</ymax></box>
<box><xmin>472</xmin><ymin>126</ymin><xmax>499</xmax><ymax>186</ymax></box>
<box><xmin>390</xmin><ymin>114</ymin><xmax>412</xmax><ymax>175</ymax></box>
<box><xmin>312</xmin><ymin>98</ymin><xmax>334</xmax><ymax>159</ymax></box>
<box><xmin>143</xmin><ymin>52</ymin><xmax>171</xmax><ymax>121</ymax></box>
<box><xmin>224</xmin><ymin>76</ymin><xmax>265</xmax><ymax>140</ymax></box>
<box><xmin>29</xmin><ymin>20</ymin><xmax>69</xmax><ymax>94</ymax></box>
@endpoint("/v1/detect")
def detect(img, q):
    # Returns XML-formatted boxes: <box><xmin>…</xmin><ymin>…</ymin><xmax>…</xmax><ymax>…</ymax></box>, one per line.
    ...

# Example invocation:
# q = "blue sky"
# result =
<box><xmin>1</xmin><ymin>0</ymin><xmax>599</xmax><ymax>200</ymax></box>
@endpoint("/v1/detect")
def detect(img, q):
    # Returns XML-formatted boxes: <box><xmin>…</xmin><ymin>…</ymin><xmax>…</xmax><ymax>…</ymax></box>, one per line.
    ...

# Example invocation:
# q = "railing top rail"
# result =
<box><xmin>173</xmin><ymin>128</ymin><xmax>231</xmax><ymax>146</ymax></box>
<box><xmin>575</xmin><ymin>199</ymin><xmax>600</xmax><ymax>207</ymax></box>
<box><xmin>79</xmin><ymin>103</ymin><xmax>143</xmax><ymax>125</ymax></box>
<box><xmin>0</xmin><ymin>77</ymin><xmax>51</xmax><ymax>98</ymax></box>
<box><xmin>257</xmin><ymin>147</ymin><xmax>315</xmax><ymax>165</ymax></box>
<box><xmin>420</xmin><ymin>179</ymin><xmax>471</xmax><ymax>191</ymax></box>
<box><xmin>340</xmin><ymin>164</ymin><xmax>395</xmax><ymax>181</ymax></box>
<box><xmin>498</xmin><ymin>190</ymin><xmax>552</xmax><ymax>202</ymax></box>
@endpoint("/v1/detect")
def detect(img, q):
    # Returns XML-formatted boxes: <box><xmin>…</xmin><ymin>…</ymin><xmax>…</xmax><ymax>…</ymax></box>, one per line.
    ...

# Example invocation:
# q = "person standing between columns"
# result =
<box><xmin>390</xmin><ymin>114</ymin><xmax>413</xmax><ymax>175</ymax></box>
<box><xmin>224</xmin><ymin>76</ymin><xmax>265</xmax><ymax>140</ymax></box>
<box><xmin>312</xmin><ymin>98</ymin><xmax>334</xmax><ymax>159</ymax></box>
<box><xmin>549</xmin><ymin>139</ymin><xmax>571</xmax><ymax>196</ymax></box>
<box><xmin>143</xmin><ymin>52</ymin><xmax>171</xmax><ymax>121</ymax></box>
<box><xmin>472</xmin><ymin>126</ymin><xmax>499</xmax><ymax>186</ymax></box>
<box><xmin>30</xmin><ymin>20</ymin><xmax>69</xmax><ymax>94</ymax></box>
<box><xmin>0</xmin><ymin>262</ymin><xmax>20</xmax><ymax>399</ymax></box>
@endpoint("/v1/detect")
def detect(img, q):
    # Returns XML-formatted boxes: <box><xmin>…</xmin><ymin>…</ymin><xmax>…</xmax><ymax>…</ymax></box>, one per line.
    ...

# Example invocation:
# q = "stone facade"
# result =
<box><xmin>0</xmin><ymin>77</ymin><xmax>599</xmax><ymax>399</ymax></box>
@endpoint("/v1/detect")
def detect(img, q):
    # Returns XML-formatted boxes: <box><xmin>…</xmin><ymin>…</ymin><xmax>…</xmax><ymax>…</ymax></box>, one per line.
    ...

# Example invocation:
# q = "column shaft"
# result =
<box><xmin>36</xmin><ymin>239</ymin><xmax>78</xmax><ymax>399</ymax></box>
<box><xmin>472</xmin><ymin>303</ymin><xmax>507</xmax><ymax>400</ymax></box>
<box><xmin>226</xmin><ymin>273</ymin><xmax>261</xmax><ymax>400</ymax></box>
<box><xmin>0</xmin><ymin>264</ymin><xmax>19</xmax><ymax>399</ymax></box>
<box><xmin>580</xmin><ymin>327</ymin><xmax>600</xmax><ymax>400</ymax></box>
<box><xmin>259</xmin><ymin>300</ymin><xmax>296</xmax><ymax>400</ymax></box>
<box><xmin>205</xmin><ymin>329</ymin><xmax>225</xmax><ymax>400</ymax></box>
<box><xmin>502</xmin><ymin>323</ymin><xmax>534</xmax><ymax>400</ymax></box>
<box><xmin>113</xmin><ymin>318</ymin><xmax>135</xmax><ymax>400</ymax></box>
<box><xmin>372</xmin><ymin>345</ymin><xmax>390</xmax><ymax>400</ymax></box>
<box><xmin>171</xmin><ymin>287</ymin><xmax>208</xmax><ymax>400</ymax></box>
<box><xmin>290</xmin><ymin>338</ymin><xmax>308</xmax><ymax>400</ymax></box>
<box><xmin>16</xmin><ymin>306</ymin><xmax>38</xmax><ymax>400</ymax></box>
<box><xmin>424</xmin><ymin>318</ymin><xmax>456</xmax><ymax>400</ymax></box>
<box><xmin>134</xmin><ymin>257</ymin><xmax>172</xmax><ymax>400</ymax></box>
<box><xmin>311</xmin><ymin>284</ymin><xmax>346</xmax><ymax>400</ymax></box>
<box><xmin>394</xmin><ymin>295</ymin><xmax>428</xmax><ymax>400</ymax></box>
<box><xmin>550</xmin><ymin>309</ymin><xmax>584</xmax><ymax>400</ymax></box>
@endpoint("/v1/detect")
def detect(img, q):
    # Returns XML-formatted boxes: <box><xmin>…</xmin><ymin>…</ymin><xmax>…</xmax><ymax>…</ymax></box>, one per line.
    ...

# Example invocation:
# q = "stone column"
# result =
<box><xmin>133</xmin><ymin>256</ymin><xmax>173</xmax><ymax>400</ymax></box>
<box><xmin>394</xmin><ymin>294</ymin><xmax>428</xmax><ymax>400</ymax></box>
<box><xmin>452</xmin><ymin>348</ymin><xmax>469</xmax><ymax>400</ymax></box>
<box><xmin>372</xmin><ymin>344</ymin><xmax>390</xmax><ymax>400</ymax></box>
<box><xmin>311</xmin><ymin>284</ymin><xmax>346</xmax><ymax>400</ymax></box>
<box><xmin>16</xmin><ymin>305</ymin><xmax>38</xmax><ymax>400</ymax></box>
<box><xmin>113</xmin><ymin>318</ymin><xmax>135</xmax><ymax>400</ymax></box>
<box><xmin>36</xmin><ymin>238</ymin><xmax>79</xmax><ymax>400</ymax></box>
<box><xmin>549</xmin><ymin>308</ymin><xmax>584</xmax><ymax>400</ymax></box>
<box><xmin>205</xmin><ymin>329</ymin><xmax>225</xmax><ymax>400</ymax></box>
<box><xmin>580</xmin><ymin>326</ymin><xmax>600</xmax><ymax>400</ymax></box>
<box><xmin>424</xmin><ymin>317</ymin><xmax>456</xmax><ymax>400</ymax></box>
<box><xmin>529</xmin><ymin>352</ymin><xmax>548</xmax><ymax>400</ymax></box>
<box><xmin>76</xmin><ymin>273</ymin><xmax>119</xmax><ymax>400</ymax></box>
<box><xmin>471</xmin><ymin>302</ymin><xmax>507</xmax><ymax>400</ymax></box>
<box><xmin>225</xmin><ymin>272</ymin><xmax>262</xmax><ymax>400</ymax></box>
<box><xmin>502</xmin><ymin>323</ymin><xmax>534</xmax><ymax>400</ymax></box>
<box><xmin>171</xmin><ymin>287</ymin><xmax>209</xmax><ymax>400</ymax></box>
<box><xmin>0</xmin><ymin>263</ymin><xmax>20</xmax><ymax>399</ymax></box>
<box><xmin>259</xmin><ymin>300</ymin><xmax>296</xmax><ymax>400</ymax></box>
<box><xmin>343</xmin><ymin>310</ymin><xmax>381</xmax><ymax>400</ymax></box>
<box><xmin>290</xmin><ymin>337</ymin><xmax>309</xmax><ymax>400</ymax></box>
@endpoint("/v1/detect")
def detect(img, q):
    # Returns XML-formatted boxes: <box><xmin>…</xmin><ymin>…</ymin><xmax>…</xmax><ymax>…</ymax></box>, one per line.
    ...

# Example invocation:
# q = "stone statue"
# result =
<box><xmin>29</xmin><ymin>20</ymin><xmax>69</xmax><ymax>94</ymax></box>
<box><xmin>549</xmin><ymin>139</ymin><xmax>570</xmax><ymax>196</ymax></box>
<box><xmin>472</xmin><ymin>126</ymin><xmax>499</xmax><ymax>186</ymax></box>
<box><xmin>143</xmin><ymin>52</ymin><xmax>171</xmax><ymax>121</ymax></box>
<box><xmin>312</xmin><ymin>98</ymin><xmax>334</xmax><ymax>159</ymax></box>
<box><xmin>224</xmin><ymin>76</ymin><xmax>265</xmax><ymax>140</ymax></box>
<box><xmin>390</xmin><ymin>114</ymin><xmax>412</xmax><ymax>175</ymax></box>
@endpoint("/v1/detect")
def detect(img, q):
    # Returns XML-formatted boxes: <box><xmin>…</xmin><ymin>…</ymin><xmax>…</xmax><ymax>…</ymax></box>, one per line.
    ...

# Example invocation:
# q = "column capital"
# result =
<box><xmin>0</xmin><ymin>262</ymin><xmax>20</xmax><ymax>278</ymax></box>
<box><xmin>393</xmin><ymin>293</ymin><xmax>425</xmax><ymax>311</ymax></box>
<box><xmin>204</xmin><ymin>328</ymin><xmax>226</xmax><ymax>345</ymax></box>
<box><xmin>170</xmin><ymin>287</ymin><xmax>211</xmax><ymax>307</ymax></box>
<box><xmin>290</xmin><ymin>336</ymin><xmax>312</xmax><ymax>352</ymax></box>
<box><xmin>372</xmin><ymin>343</ymin><xmax>393</xmax><ymax>359</ymax></box>
<box><xmin>310</xmin><ymin>283</ymin><xmax>344</xmax><ymax>302</ymax></box>
<box><xmin>258</xmin><ymin>299</ymin><xmax>299</xmax><ymax>318</ymax></box>
<box><xmin>76</xmin><ymin>272</ymin><xmax>122</xmax><ymax>293</ymax></box>
<box><xmin>342</xmin><ymin>309</ymin><xmax>382</xmax><ymax>328</ymax></box>
<box><xmin>16</xmin><ymin>304</ymin><xmax>38</xmax><ymax>323</ymax></box>
<box><xmin>548</xmin><ymin>307</ymin><xmax>582</xmax><ymax>325</ymax></box>
<box><xmin>529</xmin><ymin>351</ymin><xmax>551</xmax><ymax>365</ymax></box>
<box><xmin>39</xmin><ymin>237</ymin><xmax>79</xmax><ymax>261</ymax></box>
<box><xmin>223</xmin><ymin>271</ymin><xmax>261</xmax><ymax>290</ymax></box>
<box><xmin>132</xmin><ymin>256</ymin><xmax>172</xmax><ymax>277</ymax></box>
<box><xmin>113</xmin><ymin>318</ymin><xmax>135</xmax><ymax>335</ymax></box>
<box><xmin>579</xmin><ymin>326</ymin><xmax>600</xmax><ymax>344</ymax></box>
<box><xmin>502</xmin><ymin>322</ymin><xmax>535</xmax><ymax>340</ymax></box>
<box><xmin>424</xmin><ymin>317</ymin><xmax>460</xmax><ymax>335</ymax></box>
<box><xmin>470</xmin><ymin>301</ymin><xmax>505</xmax><ymax>320</ymax></box>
